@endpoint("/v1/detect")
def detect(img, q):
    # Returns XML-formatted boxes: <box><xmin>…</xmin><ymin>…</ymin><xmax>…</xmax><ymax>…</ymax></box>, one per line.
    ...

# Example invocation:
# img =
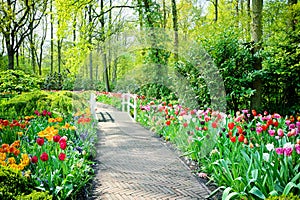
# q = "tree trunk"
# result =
<box><xmin>171</xmin><ymin>0</ymin><xmax>178</xmax><ymax>62</ymax></box>
<box><xmin>89</xmin><ymin>5</ymin><xmax>93</xmax><ymax>81</ymax></box>
<box><xmin>16</xmin><ymin>49</ymin><xmax>19</xmax><ymax>68</ymax></box>
<box><xmin>247</xmin><ymin>0</ymin><xmax>251</xmax><ymax>17</ymax></box>
<box><xmin>214</xmin><ymin>0</ymin><xmax>218</xmax><ymax>22</ymax></box>
<box><xmin>112</xmin><ymin>35</ymin><xmax>118</xmax><ymax>84</ymax></box>
<box><xmin>101</xmin><ymin>0</ymin><xmax>110</xmax><ymax>91</ymax></box>
<box><xmin>58</xmin><ymin>39</ymin><xmax>62</xmax><ymax>73</ymax></box>
<box><xmin>103</xmin><ymin>48</ymin><xmax>110</xmax><ymax>92</ymax></box>
<box><xmin>288</xmin><ymin>0</ymin><xmax>297</xmax><ymax>31</ymax></box>
<box><xmin>73</xmin><ymin>15</ymin><xmax>77</xmax><ymax>43</ymax></box>
<box><xmin>96</xmin><ymin>44</ymin><xmax>100</xmax><ymax>80</ymax></box>
<box><xmin>29</xmin><ymin>7</ymin><xmax>36</xmax><ymax>73</ymax></box>
<box><xmin>250</xmin><ymin>0</ymin><xmax>263</xmax><ymax>111</ymax></box>
<box><xmin>235</xmin><ymin>0</ymin><xmax>239</xmax><ymax>18</ymax></box>
<box><xmin>137</xmin><ymin>0</ymin><xmax>143</xmax><ymax>30</ymax></box>
<box><xmin>50</xmin><ymin>0</ymin><xmax>54</xmax><ymax>73</ymax></box>
<box><xmin>38</xmin><ymin>18</ymin><xmax>47</xmax><ymax>75</ymax></box>
<box><xmin>162</xmin><ymin>0</ymin><xmax>167</xmax><ymax>28</ymax></box>
<box><xmin>108</xmin><ymin>0</ymin><xmax>112</xmax><ymax>81</ymax></box>
<box><xmin>6</xmin><ymin>39</ymin><xmax>14</xmax><ymax>70</ymax></box>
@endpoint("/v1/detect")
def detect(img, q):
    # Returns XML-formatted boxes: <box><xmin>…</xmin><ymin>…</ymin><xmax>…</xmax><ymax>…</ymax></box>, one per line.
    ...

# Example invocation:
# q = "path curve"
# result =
<box><xmin>89</xmin><ymin>103</ymin><xmax>211</xmax><ymax>199</ymax></box>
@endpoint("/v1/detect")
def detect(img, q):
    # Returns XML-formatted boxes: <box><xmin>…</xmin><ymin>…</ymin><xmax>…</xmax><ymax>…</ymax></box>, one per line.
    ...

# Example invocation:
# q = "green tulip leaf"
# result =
<box><xmin>222</xmin><ymin>187</ymin><xmax>233</xmax><ymax>200</ymax></box>
<box><xmin>269</xmin><ymin>190</ymin><xmax>278</xmax><ymax>196</ymax></box>
<box><xmin>283</xmin><ymin>182</ymin><xmax>297</xmax><ymax>195</ymax></box>
<box><xmin>225</xmin><ymin>191</ymin><xmax>240</xmax><ymax>200</ymax></box>
<box><xmin>249</xmin><ymin>186</ymin><xmax>265</xmax><ymax>199</ymax></box>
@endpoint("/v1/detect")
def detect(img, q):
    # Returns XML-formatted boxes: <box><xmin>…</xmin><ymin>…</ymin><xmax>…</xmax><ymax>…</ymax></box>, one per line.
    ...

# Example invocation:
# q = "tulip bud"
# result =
<box><xmin>249</xmin><ymin>143</ymin><xmax>254</xmax><ymax>148</ymax></box>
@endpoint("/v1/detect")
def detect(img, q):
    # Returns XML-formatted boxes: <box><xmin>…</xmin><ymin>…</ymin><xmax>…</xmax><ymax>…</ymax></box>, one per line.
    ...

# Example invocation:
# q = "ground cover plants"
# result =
<box><xmin>97</xmin><ymin>92</ymin><xmax>300</xmax><ymax>199</ymax></box>
<box><xmin>0</xmin><ymin>91</ymin><xmax>97</xmax><ymax>199</ymax></box>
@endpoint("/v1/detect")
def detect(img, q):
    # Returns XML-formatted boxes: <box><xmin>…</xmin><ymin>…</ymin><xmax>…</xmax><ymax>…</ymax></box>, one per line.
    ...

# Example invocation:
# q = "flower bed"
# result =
<box><xmin>97</xmin><ymin>94</ymin><xmax>300</xmax><ymax>199</ymax></box>
<box><xmin>0</xmin><ymin>107</ymin><xmax>97</xmax><ymax>199</ymax></box>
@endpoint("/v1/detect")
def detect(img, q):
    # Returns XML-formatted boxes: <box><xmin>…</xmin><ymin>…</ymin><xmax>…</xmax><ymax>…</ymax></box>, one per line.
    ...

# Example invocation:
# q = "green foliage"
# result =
<box><xmin>0</xmin><ymin>166</ymin><xmax>31</xmax><ymax>199</ymax></box>
<box><xmin>265</xmin><ymin>193</ymin><xmax>300</xmax><ymax>200</ymax></box>
<box><xmin>43</xmin><ymin>72</ymin><xmax>105</xmax><ymax>91</ymax></box>
<box><xmin>43</xmin><ymin>72</ymin><xmax>65</xmax><ymax>90</ymax></box>
<box><xmin>175</xmin><ymin>61</ymin><xmax>211</xmax><ymax>109</ymax></box>
<box><xmin>16</xmin><ymin>191</ymin><xmax>53</xmax><ymax>200</ymax></box>
<box><xmin>137</xmin><ymin>83</ymin><xmax>177</xmax><ymax>102</ymax></box>
<box><xmin>0</xmin><ymin>91</ymin><xmax>88</xmax><ymax>118</ymax></box>
<box><xmin>198</xmin><ymin>27</ymin><xmax>256</xmax><ymax>112</ymax></box>
<box><xmin>262</xmin><ymin>2</ymin><xmax>300</xmax><ymax>115</ymax></box>
<box><xmin>23</xmin><ymin>114</ymin><xmax>96</xmax><ymax>199</ymax></box>
<box><xmin>96</xmin><ymin>93</ymin><xmax>122</xmax><ymax>110</ymax></box>
<box><xmin>0</xmin><ymin>70</ymin><xmax>42</xmax><ymax>94</ymax></box>
<box><xmin>136</xmin><ymin>98</ymin><xmax>300</xmax><ymax>198</ymax></box>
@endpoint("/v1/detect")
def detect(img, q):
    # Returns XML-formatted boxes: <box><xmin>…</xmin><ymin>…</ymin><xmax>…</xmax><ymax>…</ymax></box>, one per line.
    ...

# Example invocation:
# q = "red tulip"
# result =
<box><xmin>58</xmin><ymin>153</ymin><xmax>66</xmax><ymax>161</ymax></box>
<box><xmin>59</xmin><ymin>141</ymin><xmax>67</xmax><ymax>150</ymax></box>
<box><xmin>230</xmin><ymin>136</ymin><xmax>236</xmax><ymax>143</ymax></box>
<box><xmin>53</xmin><ymin>135</ymin><xmax>61</xmax><ymax>142</ymax></box>
<box><xmin>252</xmin><ymin>110</ymin><xmax>257</xmax><ymax>116</ymax></box>
<box><xmin>267</xmin><ymin>119</ymin><xmax>273</xmax><ymax>126</ymax></box>
<box><xmin>237</xmin><ymin>126</ymin><xmax>243</xmax><ymax>134</ymax></box>
<box><xmin>40</xmin><ymin>152</ymin><xmax>49</xmax><ymax>162</ymax></box>
<box><xmin>212</xmin><ymin>121</ymin><xmax>218</xmax><ymax>128</ymax></box>
<box><xmin>262</xmin><ymin>125</ymin><xmax>268</xmax><ymax>131</ymax></box>
<box><xmin>166</xmin><ymin>120</ymin><xmax>171</xmax><ymax>126</ymax></box>
<box><xmin>2</xmin><ymin>120</ymin><xmax>9</xmax><ymax>126</ymax></box>
<box><xmin>36</xmin><ymin>138</ymin><xmax>44</xmax><ymax>146</ymax></box>
<box><xmin>238</xmin><ymin>134</ymin><xmax>245</xmax><ymax>142</ymax></box>
<box><xmin>31</xmin><ymin>156</ymin><xmax>38</xmax><ymax>163</ymax></box>
<box><xmin>228</xmin><ymin>122</ymin><xmax>235</xmax><ymax>130</ymax></box>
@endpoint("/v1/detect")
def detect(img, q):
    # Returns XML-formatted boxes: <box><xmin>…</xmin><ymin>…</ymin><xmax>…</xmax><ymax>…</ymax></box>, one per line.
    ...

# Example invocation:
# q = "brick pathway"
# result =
<box><xmin>89</xmin><ymin>103</ymin><xmax>211</xmax><ymax>200</ymax></box>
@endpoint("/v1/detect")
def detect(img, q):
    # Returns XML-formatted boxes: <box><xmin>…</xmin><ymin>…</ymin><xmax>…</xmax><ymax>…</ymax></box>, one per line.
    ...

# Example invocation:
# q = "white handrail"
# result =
<box><xmin>121</xmin><ymin>93</ymin><xmax>137</xmax><ymax>121</ymax></box>
<box><xmin>90</xmin><ymin>93</ymin><xmax>98</xmax><ymax>121</ymax></box>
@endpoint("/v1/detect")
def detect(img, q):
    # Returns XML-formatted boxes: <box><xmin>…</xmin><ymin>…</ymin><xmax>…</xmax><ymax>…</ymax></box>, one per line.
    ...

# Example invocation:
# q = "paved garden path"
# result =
<box><xmin>89</xmin><ymin>102</ymin><xmax>211</xmax><ymax>200</ymax></box>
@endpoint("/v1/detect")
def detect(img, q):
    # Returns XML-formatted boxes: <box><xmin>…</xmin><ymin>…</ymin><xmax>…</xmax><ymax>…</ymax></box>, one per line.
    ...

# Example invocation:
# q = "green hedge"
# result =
<box><xmin>0</xmin><ymin>91</ymin><xmax>89</xmax><ymax>118</ymax></box>
<box><xmin>0</xmin><ymin>166</ymin><xmax>52</xmax><ymax>200</ymax></box>
<box><xmin>0</xmin><ymin>70</ymin><xmax>42</xmax><ymax>95</ymax></box>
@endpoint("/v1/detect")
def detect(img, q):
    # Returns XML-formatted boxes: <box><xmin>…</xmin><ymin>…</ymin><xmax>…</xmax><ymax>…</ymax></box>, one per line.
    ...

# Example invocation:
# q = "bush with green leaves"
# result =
<box><xmin>0</xmin><ymin>70</ymin><xmax>42</xmax><ymax>95</ymax></box>
<box><xmin>265</xmin><ymin>193</ymin><xmax>300</xmax><ymax>200</ymax></box>
<box><xmin>0</xmin><ymin>166</ymin><xmax>52</xmax><ymax>200</ymax></box>
<box><xmin>16</xmin><ymin>190</ymin><xmax>52</xmax><ymax>200</ymax></box>
<box><xmin>0</xmin><ymin>166</ymin><xmax>31</xmax><ymax>199</ymax></box>
<box><xmin>136</xmin><ymin>83</ymin><xmax>177</xmax><ymax>102</ymax></box>
<box><xmin>0</xmin><ymin>90</ymin><xmax>88</xmax><ymax>118</ymax></box>
<box><xmin>262</xmin><ymin>2</ymin><xmax>300</xmax><ymax>115</ymax></box>
<box><xmin>43</xmin><ymin>72</ymin><xmax>105</xmax><ymax>91</ymax></box>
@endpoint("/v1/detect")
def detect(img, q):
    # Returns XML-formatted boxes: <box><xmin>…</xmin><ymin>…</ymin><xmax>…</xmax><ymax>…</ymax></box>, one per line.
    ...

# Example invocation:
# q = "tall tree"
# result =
<box><xmin>0</xmin><ymin>0</ymin><xmax>47</xmax><ymax>70</ymax></box>
<box><xmin>88</xmin><ymin>4</ymin><xmax>93</xmax><ymax>80</ymax></box>
<box><xmin>100</xmin><ymin>0</ymin><xmax>110</xmax><ymax>91</ymax></box>
<box><xmin>137</xmin><ymin>0</ymin><xmax>144</xmax><ymax>29</ymax></box>
<box><xmin>171</xmin><ymin>0</ymin><xmax>178</xmax><ymax>62</ymax></box>
<box><xmin>251</xmin><ymin>0</ymin><xmax>263</xmax><ymax>111</ymax></box>
<box><xmin>50</xmin><ymin>0</ymin><xmax>54</xmax><ymax>73</ymax></box>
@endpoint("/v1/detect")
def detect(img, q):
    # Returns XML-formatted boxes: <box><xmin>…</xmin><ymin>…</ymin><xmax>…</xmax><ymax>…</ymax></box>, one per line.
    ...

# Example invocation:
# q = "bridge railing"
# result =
<box><xmin>90</xmin><ymin>93</ymin><xmax>98</xmax><ymax>121</ymax></box>
<box><xmin>121</xmin><ymin>93</ymin><xmax>137</xmax><ymax>121</ymax></box>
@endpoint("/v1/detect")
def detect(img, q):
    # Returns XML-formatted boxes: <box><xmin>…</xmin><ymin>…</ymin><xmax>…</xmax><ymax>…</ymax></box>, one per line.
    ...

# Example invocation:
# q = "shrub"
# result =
<box><xmin>0</xmin><ymin>166</ymin><xmax>53</xmax><ymax>200</ymax></box>
<box><xmin>0</xmin><ymin>166</ymin><xmax>31</xmax><ymax>199</ymax></box>
<box><xmin>17</xmin><ymin>191</ymin><xmax>52</xmax><ymax>200</ymax></box>
<box><xmin>0</xmin><ymin>91</ymin><xmax>88</xmax><ymax>118</ymax></box>
<box><xmin>43</xmin><ymin>72</ymin><xmax>105</xmax><ymax>91</ymax></box>
<box><xmin>0</xmin><ymin>70</ymin><xmax>42</xmax><ymax>94</ymax></box>
<box><xmin>265</xmin><ymin>193</ymin><xmax>300</xmax><ymax>200</ymax></box>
